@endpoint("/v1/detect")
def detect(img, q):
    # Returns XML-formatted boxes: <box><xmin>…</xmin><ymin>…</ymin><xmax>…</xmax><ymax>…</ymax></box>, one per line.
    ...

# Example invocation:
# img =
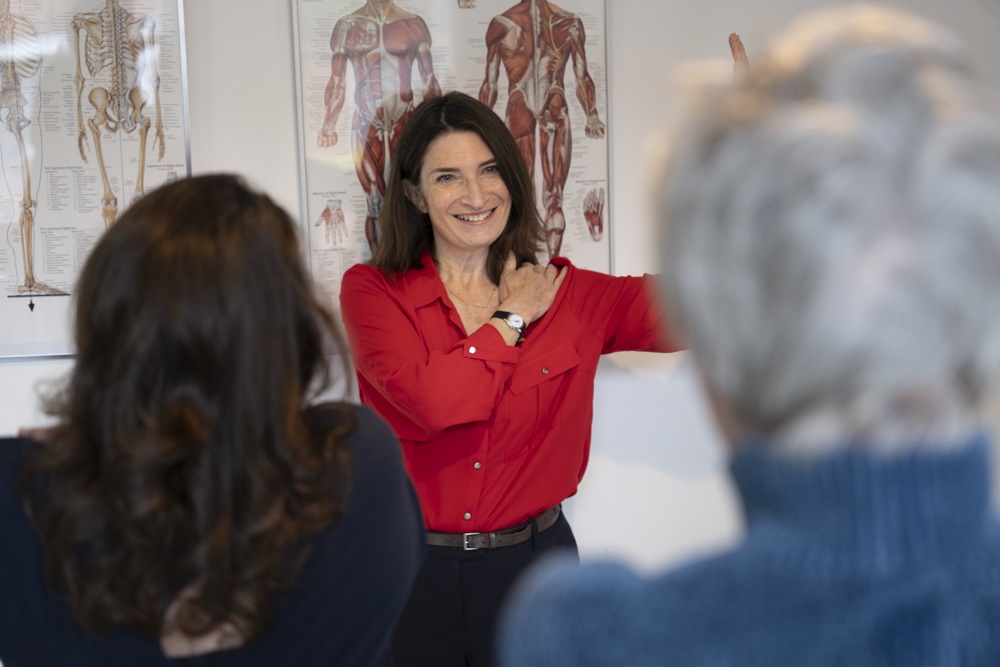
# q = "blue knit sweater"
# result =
<box><xmin>498</xmin><ymin>437</ymin><xmax>1000</xmax><ymax>666</ymax></box>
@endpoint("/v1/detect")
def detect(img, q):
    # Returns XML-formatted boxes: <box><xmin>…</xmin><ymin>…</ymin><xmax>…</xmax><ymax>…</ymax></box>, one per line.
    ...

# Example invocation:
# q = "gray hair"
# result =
<box><xmin>658</xmin><ymin>5</ymin><xmax>1000</xmax><ymax>455</ymax></box>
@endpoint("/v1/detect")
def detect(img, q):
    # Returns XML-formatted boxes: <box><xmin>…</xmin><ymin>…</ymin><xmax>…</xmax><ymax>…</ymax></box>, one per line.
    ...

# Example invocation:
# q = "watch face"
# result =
<box><xmin>508</xmin><ymin>314</ymin><xmax>524</xmax><ymax>330</ymax></box>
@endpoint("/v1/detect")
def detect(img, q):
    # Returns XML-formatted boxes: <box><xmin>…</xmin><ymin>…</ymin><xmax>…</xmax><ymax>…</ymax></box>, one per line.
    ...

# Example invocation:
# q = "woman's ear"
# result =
<box><xmin>403</xmin><ymin>180</ymin><xmax>427</xmax><ymax>213</ymax></box>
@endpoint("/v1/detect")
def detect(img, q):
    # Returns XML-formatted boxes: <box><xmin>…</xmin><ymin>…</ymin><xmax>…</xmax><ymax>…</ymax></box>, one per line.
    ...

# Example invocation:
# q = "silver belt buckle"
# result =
<box><xmin>462</xmin><ymin>532</ymin><xmax>480</xmax><ymax>551</ymax></box>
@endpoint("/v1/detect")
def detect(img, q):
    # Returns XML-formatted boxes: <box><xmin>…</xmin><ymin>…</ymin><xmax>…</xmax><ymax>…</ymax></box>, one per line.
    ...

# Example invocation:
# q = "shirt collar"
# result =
<box><xmin>403</xmin><ymin>246</ymin><xmax>447</xmax><ymax>309</ymax></box>
<box><xmin>402</xmin><ymin>247</ymin><xmax>574</xmax><ymax>309</ymax></box>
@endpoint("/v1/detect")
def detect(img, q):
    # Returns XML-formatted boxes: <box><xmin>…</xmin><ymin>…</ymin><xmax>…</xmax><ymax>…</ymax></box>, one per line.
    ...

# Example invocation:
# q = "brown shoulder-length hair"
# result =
<box><xmin>372</xmin><ymin>90</ymin><xmax>545</xmax><ymax>284</ymax></box>
<box><xmin>21</xmin><ymin>174</ymin><xmax>353</xmax><ymax>642</ymax></box>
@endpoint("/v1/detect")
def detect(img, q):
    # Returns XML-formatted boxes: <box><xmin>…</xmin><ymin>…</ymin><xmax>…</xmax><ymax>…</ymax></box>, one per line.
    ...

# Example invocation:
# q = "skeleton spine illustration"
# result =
<box><xmin>73</xmin><ymin>0</ymin><xmax>165</xmax><ymax>228</ymax></box>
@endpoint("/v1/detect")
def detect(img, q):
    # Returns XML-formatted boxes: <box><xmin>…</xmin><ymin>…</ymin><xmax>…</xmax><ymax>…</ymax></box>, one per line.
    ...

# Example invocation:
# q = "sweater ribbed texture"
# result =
<box><xmin>498</xmin><ymin>437</ymin><xmax>1000</xmax><ymax>666</ymax></box>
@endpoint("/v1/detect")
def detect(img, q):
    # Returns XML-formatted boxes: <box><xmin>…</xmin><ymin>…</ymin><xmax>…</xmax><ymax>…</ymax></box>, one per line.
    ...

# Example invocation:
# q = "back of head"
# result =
<box><xmin>658</xmin><ymin>5</ymin><xmax>1000</xmax><ymax>454</ymax></box>
<box><xmin>28</xmin><ymin>174</ymin><xmax>351</xmax><ymax>640</ymax></box>
<box><xmin>373</xmin><ymin>90</ymin><xmax>543</xmax><ymax>282</ymax></box>
<box><xmin>73</xmin><ymin>173</ymin><xmax>332</xmax><ymax>410</ymax></box>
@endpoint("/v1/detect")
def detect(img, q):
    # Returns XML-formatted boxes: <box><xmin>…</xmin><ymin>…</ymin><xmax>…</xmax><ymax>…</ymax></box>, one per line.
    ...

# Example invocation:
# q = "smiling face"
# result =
<box><xmin>406</xmin><ymin>131</ymin><xmax>512</xmax><ymax>262</ymax></box>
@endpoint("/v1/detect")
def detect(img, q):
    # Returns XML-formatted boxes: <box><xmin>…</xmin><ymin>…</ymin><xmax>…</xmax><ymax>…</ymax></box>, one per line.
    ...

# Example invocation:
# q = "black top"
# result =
<box><xmin>0</xmin><ymin>404</ymin><xmax>426</xmax><ymax>667</ymax></box>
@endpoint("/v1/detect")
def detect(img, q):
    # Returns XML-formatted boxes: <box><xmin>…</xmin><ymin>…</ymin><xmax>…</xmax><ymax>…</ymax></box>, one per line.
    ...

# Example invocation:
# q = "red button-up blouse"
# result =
<box><xmin>339</xmin><ymin>249</ymin><xmax>676</xmax><ymax>533</ymax></box>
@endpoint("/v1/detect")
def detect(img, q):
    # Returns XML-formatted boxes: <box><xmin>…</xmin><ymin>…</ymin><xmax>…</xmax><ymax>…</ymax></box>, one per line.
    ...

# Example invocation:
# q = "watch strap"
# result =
<box><xmin>491</xmin><ymin>310</ymin><xmax>525</xmax><ymax>342</ymax></box>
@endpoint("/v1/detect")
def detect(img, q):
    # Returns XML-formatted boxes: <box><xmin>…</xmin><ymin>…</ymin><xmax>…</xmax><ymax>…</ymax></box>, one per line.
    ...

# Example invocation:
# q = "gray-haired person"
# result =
<box><xmin>498</xmin><ymin>5</ymin><xmax>1000</xmax><ymax>665</ymax></box>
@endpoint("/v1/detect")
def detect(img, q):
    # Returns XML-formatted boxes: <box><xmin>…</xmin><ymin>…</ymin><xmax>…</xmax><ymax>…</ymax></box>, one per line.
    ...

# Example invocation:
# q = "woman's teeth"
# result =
<box><xmin>457</xmin><ymin>210</ymin><xmax>491</xmax><ymax>222</ymax></box>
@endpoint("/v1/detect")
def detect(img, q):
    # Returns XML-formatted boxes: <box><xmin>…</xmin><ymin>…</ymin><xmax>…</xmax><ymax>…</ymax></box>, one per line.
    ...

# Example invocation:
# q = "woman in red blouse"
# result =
<box><xmin>339</xmin><ymin>91</ymin><xmax>676</xmax><ymax>667</ymax></box>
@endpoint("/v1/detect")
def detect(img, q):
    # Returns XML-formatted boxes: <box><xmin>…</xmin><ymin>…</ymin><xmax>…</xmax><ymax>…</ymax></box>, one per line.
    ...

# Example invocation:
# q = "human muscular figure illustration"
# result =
<box><xmin>0</xmin><ymin>0</ymin><xmax>61</xmax><ymax>295</ymax></box>
<box><xmin>315</xmin><ymin>198</ymin><xmax>347</xmax><ymax>246</ymax></box>
<box><xmin>317</xmin><ymin>0</ymin><xmax>441</xmax><ymax>252</ymax></box>
<box><xmin>72</xmin><ymin>0</ymin><xmax>165</xmax><ymax>228</ymax></box>
<box><xmin>479</xmin><ymin>0</ymin><xmax>605</xmax><ymax>260</ymax></box>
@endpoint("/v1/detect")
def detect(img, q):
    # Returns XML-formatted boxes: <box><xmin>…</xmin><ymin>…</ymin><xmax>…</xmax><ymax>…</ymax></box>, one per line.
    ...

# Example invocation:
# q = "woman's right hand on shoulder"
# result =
<box><xmin>498</xmin><ymin>253</ymin><xmax>566</xmax><ymax>325</ymax></box>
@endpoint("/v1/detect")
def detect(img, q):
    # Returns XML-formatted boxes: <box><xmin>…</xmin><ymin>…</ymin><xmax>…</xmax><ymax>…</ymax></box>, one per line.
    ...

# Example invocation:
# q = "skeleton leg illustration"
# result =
<box><xmin>0</xmin><ymin>1</ymin><xmax>62</xmax><ymax>295</ymax></box>
<box><xmin>10</xmin><ymin>102</ymin><xmax>61</xmax><ymax>295</ymax></box>
<box><xmin>85</xmin><ymin>87</ymin><xmax>119</xmax><ymax>227</ymax></box>
<box><xmin>127</xmin><ymin>85</ymin><xmax>153</xmax><ymax>204</ymax></box>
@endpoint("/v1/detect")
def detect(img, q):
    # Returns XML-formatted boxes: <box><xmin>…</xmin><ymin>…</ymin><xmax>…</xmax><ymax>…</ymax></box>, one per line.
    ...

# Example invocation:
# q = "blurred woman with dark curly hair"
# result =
<box><xmin>0</xmin><ymin>173</ymin><xmax>425</xmax><ymax>666</ymax></box>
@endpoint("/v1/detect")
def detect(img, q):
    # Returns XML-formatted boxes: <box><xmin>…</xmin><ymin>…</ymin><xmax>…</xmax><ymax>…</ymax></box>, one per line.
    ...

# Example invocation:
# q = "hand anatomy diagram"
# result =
<box><xmin>315</xmin><ymin>198</ymin><xmax>347</xmax><ymax>246</ymax></box>
<box><xmin>72</xmin><ymin>0</ymin><xmax>165</xmax><ymax>228</ymax></box>
<box><xmin>317</xmin><ymin>0</ymin><xmax>441</xmax><ymax>252</ymax></box>
<box><xmin>582</xmin><ymin>187</ymin><xmax>603</xmax><ymax>242</ymax></box>
<box><xmin>480</xmin><ymin>0</ymin><xmax>605</xmax><ymax>260</ymax></box>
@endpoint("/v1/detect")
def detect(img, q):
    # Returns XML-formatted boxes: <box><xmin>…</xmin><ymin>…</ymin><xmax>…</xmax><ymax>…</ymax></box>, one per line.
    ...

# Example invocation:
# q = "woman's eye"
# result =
<box><xmin>483</xmin><ymin>165</ymin><xmax>499</xmax><ymax>175</ymax></box>
<box><xmin>436</xmin><ymin>174</ymin><xmax>455</xmax><ymax>183</ymax></box>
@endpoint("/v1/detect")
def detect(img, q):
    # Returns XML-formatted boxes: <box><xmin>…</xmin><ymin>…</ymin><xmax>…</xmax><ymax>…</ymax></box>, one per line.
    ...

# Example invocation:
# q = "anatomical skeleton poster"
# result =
<box><xmin>0</xmin><ymin>0</ymin><xmax>189</xmax><ymax>358</ymax></box>
<box><xmin>293</xmin><ymin>0</ymin><xmax>610</xmax><ymax>306</ymax></box>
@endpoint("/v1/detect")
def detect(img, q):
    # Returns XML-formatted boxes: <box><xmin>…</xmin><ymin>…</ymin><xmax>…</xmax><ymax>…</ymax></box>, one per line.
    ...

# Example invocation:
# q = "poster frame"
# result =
<box><xmin>291</xmin><ymin>0</ymin><xmax>613</xmax><ymax>308</ymax></box>
<box><xmin>0</xmin><ymin>0</ymin><xmax>191</xmax><ymax>360</ymax></box>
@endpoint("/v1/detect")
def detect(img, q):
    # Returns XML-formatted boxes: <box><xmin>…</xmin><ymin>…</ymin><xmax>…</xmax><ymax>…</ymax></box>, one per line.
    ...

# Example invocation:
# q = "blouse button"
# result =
<box><xmin>542</xmin><ymin>367</ymin><xmax>549</xmax><ymax>374</ymax></box>
<box><xmin>463</xmin><ymin>512</ymin><xmax>472</xmax><ymax>520</ymax></box>
<box><xmin>469</xmin><ymin>346</ymin><xmax>477</xmax><ymax>354</ymax></box>
<box><xmin>474</xmin><ymin>461</ymin><xmax>482</xmax><ymax>470</ymax></box>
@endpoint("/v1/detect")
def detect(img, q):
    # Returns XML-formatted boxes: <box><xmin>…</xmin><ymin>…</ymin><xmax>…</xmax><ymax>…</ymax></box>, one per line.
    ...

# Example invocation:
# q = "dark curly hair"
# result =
<box><xmin>21</xmin><ymin>174</ymin><xmax>353</xmax><ymax>642</ymax></box>
<box><xmin>372</xmin><ymin>90</ymin><xmax>545</xmax><ymax>284</ymax></box>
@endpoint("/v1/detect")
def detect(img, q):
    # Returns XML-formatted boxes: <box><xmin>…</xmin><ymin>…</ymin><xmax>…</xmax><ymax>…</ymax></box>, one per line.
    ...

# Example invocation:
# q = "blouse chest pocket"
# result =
<box><xmin>505</xmin><ymin>343</ymin><xmax>581</xmax><ymax>462</ymax></box>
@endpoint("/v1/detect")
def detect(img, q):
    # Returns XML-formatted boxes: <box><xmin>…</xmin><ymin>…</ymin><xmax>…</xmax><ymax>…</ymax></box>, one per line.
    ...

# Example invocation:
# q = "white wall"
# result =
<box><xmin>4</xmin><ymin>0</ymin><xmax>1000</xmax><ymax>573</ymax></box>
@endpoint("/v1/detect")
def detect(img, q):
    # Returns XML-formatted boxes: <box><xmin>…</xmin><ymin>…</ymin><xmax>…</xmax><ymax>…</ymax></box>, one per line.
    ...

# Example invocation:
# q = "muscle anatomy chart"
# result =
<box><xmin>316</xmin><ymin>0</ymin><xmax>441</xmax><ymax>252</ymax></box>
<box><xmin>295</xmin><ymin>0</ymin><xmax>608</xmax><ymax>303</ymax></box>
<box><xmin>480</xmin><ymin>0</ymin><xmax>605</xmax><ymax>260</ymax></box>
<box><xmin>0</xmin><ymin>0</ymin><xmax>187</xmax><ymax>358</ymax></box>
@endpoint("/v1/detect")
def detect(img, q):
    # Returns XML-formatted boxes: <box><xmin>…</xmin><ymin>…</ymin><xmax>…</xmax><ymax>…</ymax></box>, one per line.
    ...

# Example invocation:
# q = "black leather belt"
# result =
<box><xmin>426</xmin><ymin>505</ymin><xmax>561</xmax><ymax>551</ymax></box>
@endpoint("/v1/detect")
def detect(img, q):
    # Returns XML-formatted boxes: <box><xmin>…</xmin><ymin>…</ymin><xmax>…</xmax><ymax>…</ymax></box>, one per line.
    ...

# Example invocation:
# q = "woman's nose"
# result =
<box><xmin>461</xmin><ymin>178</ymin><xmax>486</xmax><ymax>207</ymax></box>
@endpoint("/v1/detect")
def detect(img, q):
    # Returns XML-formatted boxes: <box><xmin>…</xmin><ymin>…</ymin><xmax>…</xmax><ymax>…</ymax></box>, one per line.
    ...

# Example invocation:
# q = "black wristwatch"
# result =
<box><xmin>491</xmin><ymin>310</ymin><xmax>525</xmax><ymax>343</ymax></box>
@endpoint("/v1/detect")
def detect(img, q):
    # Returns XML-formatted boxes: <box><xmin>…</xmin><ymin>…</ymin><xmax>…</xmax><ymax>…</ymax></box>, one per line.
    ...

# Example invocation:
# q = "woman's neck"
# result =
<box><xmin>434</xmin><ymin>252</ymin><xmax>500</xmax><ymax>332</ymax></box>
<box><xmin>159</xmin><ymin>582</ymin><xmax>245</xmax><ymax>658</ymax></box>
<box><xmin>435</xmin><ymin>250</ymin><xmax>493</xmax><ymax>289</ymax></box>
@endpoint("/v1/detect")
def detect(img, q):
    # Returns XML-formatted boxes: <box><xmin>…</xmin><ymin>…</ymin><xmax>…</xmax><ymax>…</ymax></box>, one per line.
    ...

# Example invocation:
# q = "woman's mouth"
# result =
<box><xmin>455</xmin><ymin>209</ymin><xmax>494</xmax><ymax>223</ymax></box>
